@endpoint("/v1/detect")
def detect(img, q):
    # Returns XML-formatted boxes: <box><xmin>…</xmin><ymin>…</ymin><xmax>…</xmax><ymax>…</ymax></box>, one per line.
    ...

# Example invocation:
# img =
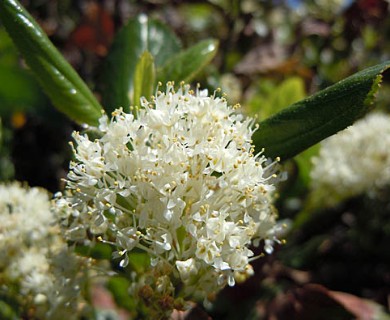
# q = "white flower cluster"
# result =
<box><xmin>0</xmin><ymin>182</ymin><xmax>89</xmax><ymax>319</ymax></box>
<box><xmin>311</xmin><ymin>112</ymin><xmax>390</xmax><ymax>204</ymax></box>
<box><xmin>59</xmin><ymin>82</ymin><xmax>280</xmax><ymax>300</ymax></box>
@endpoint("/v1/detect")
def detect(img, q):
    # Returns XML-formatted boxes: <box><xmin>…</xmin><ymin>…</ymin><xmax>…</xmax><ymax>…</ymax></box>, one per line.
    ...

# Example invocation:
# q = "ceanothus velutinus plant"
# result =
<box><xmin>0</xmin><ymin>0</ymin><xmax>389</xmax><ymax>318</ymax></box>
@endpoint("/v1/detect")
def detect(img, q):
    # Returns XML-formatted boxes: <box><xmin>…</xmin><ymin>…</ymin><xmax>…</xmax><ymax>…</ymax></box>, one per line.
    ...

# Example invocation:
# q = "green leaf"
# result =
<box><xmin>100</xmin><ymin>15</ymin><xmax>181</xmax><ymax>114</ymax></box>
<box><xmin>128</xmin><ymin>252</ymin><xmax>150</xmax><ymax>274</ymax></box>
<box><xmin>133</xmin><ymin>51</ymin><xmax>156</xmax><ymax>108</ymax></box>
<box><xmin>248</xmin><ymin>77</ymin><xmax>306</xmax><ymax>119</ymax></box>
<box><xmin>74</xmin><ymin>242</ymin><xmax>112</xmax><ymax>260</ymax></box>
<box><xmin>253</xmin><ymin>61</ymin><xmax>390</xmax><ymax>160</ymax></box>
<box><xmin>107</xmin><ymin>277</ymin><xmax>136</xmax><ymax>311</ymax></box>
<box><xmin>0</xmin><ymin>0</ymin><xmax>102</xmax><ymax>125</ymax></box>
<box><xmin>0</xmin><ymin>29</ymin><xmax>19</xmax><ymax>66</ymax></box>
<box><xmin>0</xmin><ymin>28</ymin><xmax>44</xmax><ymax>115</ymax></box>
<box><xmin>0</xmin><ymin>65</ymin><xmax>43</xmax><ymax>114</ymax></box>
<box><xmin>157</xmin><ymin>39</ymin><xmax>219</xmax><ymax>84</ymax></box>
<box><xmin>0</xmin><ymin>299</ymin><xmax>19</xmax><ymax>320</ymax></box>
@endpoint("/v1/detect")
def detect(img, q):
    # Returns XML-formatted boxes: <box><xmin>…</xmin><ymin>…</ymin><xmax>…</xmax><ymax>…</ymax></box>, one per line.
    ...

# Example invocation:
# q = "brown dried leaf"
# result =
<box><xmin>328</xmin><ymin>290</ymin><xmax>389</xmax><ymax>320</ymax></box>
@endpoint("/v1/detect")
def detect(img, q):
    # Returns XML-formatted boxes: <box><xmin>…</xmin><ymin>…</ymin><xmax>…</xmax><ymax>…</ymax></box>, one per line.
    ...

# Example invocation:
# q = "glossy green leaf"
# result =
<box><xmin>0</xmin><ymin>29</ymin><xmax>19</xmax><ymax>66</ymax></box>
<box><xmin>253</xmin><ymin>61</ymin><xmax>390</xmax><ymax>160</ymax></box>
<box><xmin>133</xmin><ymin>51</ymin><xmax>156</xmax><ymax>108</ymax></box>
<box><xmin>0</xmin><ymin>65</ymin><xmax>43</xmax><ymax>114</ymax></box>
<box><xmin>100</xmin><ymin>15</ymin><xmax>181</xmax><ymax>114</ymax></box>
<box><xmin>157</xmin><ymin>39</ymin><xmax>219</xmax><ymax>84</ymax></box>
<box><xmin>0</xmin><ymin>28</ymin><xmax>44</xmax><ymax>115</ymax></box>
<box><xmin>0</xmin><ymin>0</ymin><xmax>103</xmax><ymax>126</ymax></box>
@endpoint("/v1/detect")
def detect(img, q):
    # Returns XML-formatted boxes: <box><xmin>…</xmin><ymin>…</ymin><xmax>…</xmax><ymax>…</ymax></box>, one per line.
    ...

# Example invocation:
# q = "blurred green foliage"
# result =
<box><xmin>0</xmin><ymin>29</ymin><xmax>44</xmax><ymax>116</ymax></box>
<box><xmin>247</xmin><ymin>77</ymin><xmax>306</xmax><ymax>119</ymax></box>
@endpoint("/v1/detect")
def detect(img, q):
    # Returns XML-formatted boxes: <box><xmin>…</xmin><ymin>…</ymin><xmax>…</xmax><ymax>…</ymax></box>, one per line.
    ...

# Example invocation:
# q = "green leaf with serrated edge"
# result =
<box><xmin>100</xmin><ymin>15</ymin><xmax>181</xmax><ymax>114</ymax></box>
<box><xmin>253</xmin><ymin>61</ymin><xmax>390</xmax><ymax>160</ymax></box>
<box><xmin>133</xmin><ymin>51</ymin><xmax>156</xmax><ymax>108</ymax></box>
<box><xmin>157</xmin><ymin>39</ymin><xmax>219</xmax><ymax>84</ymax></box>
<box><xmin>0</xmin><ymin>0</ymin><xmax>103</xmax><ymax>126</ymax></box>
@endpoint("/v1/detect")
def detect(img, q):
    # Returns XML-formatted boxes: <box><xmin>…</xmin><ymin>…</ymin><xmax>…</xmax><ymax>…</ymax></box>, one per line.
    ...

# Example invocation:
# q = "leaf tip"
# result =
<box><xmin>364</xmin><ymin>61</ymin><xmax>390</xmax><ymax>109</ymax></box>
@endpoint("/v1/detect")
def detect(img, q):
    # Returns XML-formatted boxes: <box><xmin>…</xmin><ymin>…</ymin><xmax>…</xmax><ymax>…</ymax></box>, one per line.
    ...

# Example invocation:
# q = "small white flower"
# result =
<box><xmin>176</xmin><ymin>258</ymin><xmax>198</xmax><ymax>281</ymax></box>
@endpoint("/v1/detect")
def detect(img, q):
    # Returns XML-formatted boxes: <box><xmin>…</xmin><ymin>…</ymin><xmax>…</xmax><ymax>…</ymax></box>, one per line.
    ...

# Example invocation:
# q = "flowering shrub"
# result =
<box><xmin>1</xmin><ymin>0</ymin><xmax>389</xmax><ymax>318</ymax></box>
